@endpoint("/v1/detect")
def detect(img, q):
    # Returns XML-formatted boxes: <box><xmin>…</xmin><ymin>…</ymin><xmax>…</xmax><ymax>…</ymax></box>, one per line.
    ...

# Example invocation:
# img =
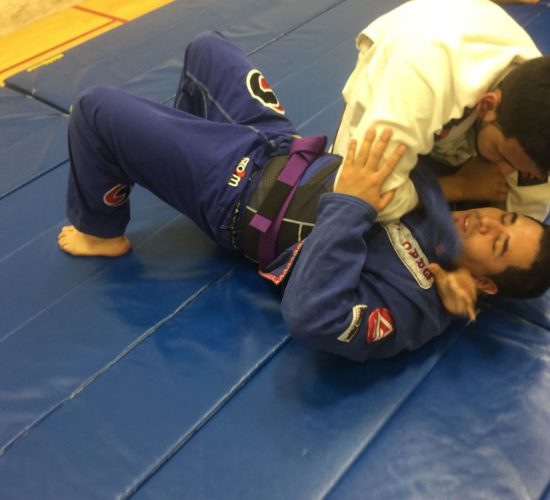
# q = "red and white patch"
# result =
<box><xmin>246</xmin><ymin>69</ymin><xmax>285</xmax><ymax>115</ymax></box>
<box><xmin>103</xmin><ymin>184</ymin><xmax>131</xmax><ymax>207</ymax></box>
<box><xmin>367</xmin><ymin>308</ymin><xmax>395</xmax><ymax>343</ymax></box>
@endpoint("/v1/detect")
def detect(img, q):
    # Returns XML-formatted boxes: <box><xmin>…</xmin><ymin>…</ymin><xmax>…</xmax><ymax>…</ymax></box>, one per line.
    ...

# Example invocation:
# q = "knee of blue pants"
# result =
<box><xmin>187</xmin><ymin>30</ymin><xmax>226</xmax><ymax>55</ymax></box>
<box><xmin>183</xmin><ymin>30</ymin><xmax>232</xmax><ymax>75</ymax></box>
<box><xmin>70</xmin><ymin>85</ymin><xmax>121</xmax><ymax>127</ymax></box>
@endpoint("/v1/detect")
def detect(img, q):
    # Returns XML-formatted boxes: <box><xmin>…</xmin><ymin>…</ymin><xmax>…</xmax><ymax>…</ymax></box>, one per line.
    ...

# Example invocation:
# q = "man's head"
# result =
<box><xmin>452</xmin><ymin>207</ymin><xmax>550</xmax><ymax>299</ymax></box>
<box><xmin>475</xmin><ymin>56</ymin><xmax>550</xmax><ymax>176</ymax></box>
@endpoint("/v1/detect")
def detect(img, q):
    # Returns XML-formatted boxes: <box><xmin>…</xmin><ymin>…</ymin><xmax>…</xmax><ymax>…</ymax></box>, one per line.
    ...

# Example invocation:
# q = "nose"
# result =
<box><xmin>478</xmin><ymin>216</ymin><xmax>503</xmax><ymax>235</ymax></box>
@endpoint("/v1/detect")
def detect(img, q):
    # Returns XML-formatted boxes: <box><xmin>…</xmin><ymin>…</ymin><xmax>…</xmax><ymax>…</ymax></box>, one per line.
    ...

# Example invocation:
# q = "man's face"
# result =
<box><xmin>453</xmin><ymin>207</ymin><xmax>542</xmax><ymax>277</ymax></box>
<box><xmin>475</xmin><ymin>120</ymin><xmax>540</xmax><ymax>175</ymax></box>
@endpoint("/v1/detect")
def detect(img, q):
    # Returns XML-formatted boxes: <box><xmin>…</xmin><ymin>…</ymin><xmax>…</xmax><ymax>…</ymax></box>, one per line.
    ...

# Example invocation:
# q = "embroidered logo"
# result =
<box><xmin>337</xmin><ymin>305</ymin><xmax>367</xmax><ymax>343</ymax></box>
<box><xmin>246</xmin><ymin>69</ymin><xmax>285</xmax><ymax>115</ymax></box>
<box><xmin>228</xmin><ymin>157</ymin><xmax>250</xmax><ymax>188</ymax></box>
<box><xmin>103</xmin><ymin>184</ymin><xmax>131</xmax><ymax>207</ymax></box>
<box><xmin>383</xmin><ymin>222</ymin><xmax>433</xmax><ymax>289</ymax></box>
<box><xmin>367</xmin><ymin>307</ymin><xmax>395</xmax><ymax>343</ymax></box>
<box><xmin>517</xmin><ymin>171</ymin><xmax>548</xmax><ymax>187</ymax></box>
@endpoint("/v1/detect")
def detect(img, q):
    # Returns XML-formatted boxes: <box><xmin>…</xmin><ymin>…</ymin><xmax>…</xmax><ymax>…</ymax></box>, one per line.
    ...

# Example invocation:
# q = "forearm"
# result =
<box><xmin>437</xmin><ymin>175</ymin><xmax>466</xmax><ymax>202</ymax></box>
<box><xmin>281</xmin><ymin>194</ymin><xmax>377</xmax><ymax>361</ymax></box>
<box><xmin>436</xmin><ymin>156</ymin><xmax>509</xmax><ymax>203</ymax></box>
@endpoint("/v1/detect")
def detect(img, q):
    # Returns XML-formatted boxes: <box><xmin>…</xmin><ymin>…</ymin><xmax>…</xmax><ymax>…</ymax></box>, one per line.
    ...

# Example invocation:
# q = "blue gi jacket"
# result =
<box><xmin>262</xmin><ymin>164</ymin><xmax>462</xmax><ymax>361</ymax></box>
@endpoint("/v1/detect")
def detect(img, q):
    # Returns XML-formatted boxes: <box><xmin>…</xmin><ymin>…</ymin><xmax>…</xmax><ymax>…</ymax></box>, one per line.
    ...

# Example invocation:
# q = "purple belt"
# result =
<box><xmin>248</xmin><ymin>135</ymin><xmax>327</xmax><ymax>268</ymax></box>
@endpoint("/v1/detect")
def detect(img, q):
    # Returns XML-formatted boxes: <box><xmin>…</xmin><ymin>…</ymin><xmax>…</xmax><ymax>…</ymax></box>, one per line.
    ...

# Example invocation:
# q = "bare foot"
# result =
<box><xmin>58</xmin><ymin>225</ymin><xmax>131</xmax><ymax>257</ymax></box>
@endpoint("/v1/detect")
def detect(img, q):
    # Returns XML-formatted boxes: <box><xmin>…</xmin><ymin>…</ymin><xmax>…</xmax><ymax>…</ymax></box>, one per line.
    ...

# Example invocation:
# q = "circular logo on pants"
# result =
<box><xmin>103</xmin><ymin>184</ymin><xmax>131</xmax><ymax>207</ymax></box>
<box><xmin>246</xmin><ymin>69</ymin><xmax>285</xmax><ymax>115</ymax></box>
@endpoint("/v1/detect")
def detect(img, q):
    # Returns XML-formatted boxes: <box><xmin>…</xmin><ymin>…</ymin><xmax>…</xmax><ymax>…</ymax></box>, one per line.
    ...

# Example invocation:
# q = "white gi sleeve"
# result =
<box><xmin>505</xmin><ymin>172</ymin><xmax>550</xmax><ymax>222</ymax></box>
<box><xmin>333</xmin><ymin>37</ymin><xmax>458</xmax><ymax>222</ymax></box>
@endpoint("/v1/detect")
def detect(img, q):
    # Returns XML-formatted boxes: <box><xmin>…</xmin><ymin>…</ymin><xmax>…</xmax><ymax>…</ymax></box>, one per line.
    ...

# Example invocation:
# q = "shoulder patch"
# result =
<box><xmin>337</xmin><ymin>305</ymin><xmax>367</xmax><ymax>343</ymax></box>
<box><xmin>367</xmin><ymin>307</ymin><xmax>395</xmax><ymax>343</ymax></box>
<box><xmin>383</xmin><ymin>222</ymin><xmax>433</xmax><ymax>289</ymax></box>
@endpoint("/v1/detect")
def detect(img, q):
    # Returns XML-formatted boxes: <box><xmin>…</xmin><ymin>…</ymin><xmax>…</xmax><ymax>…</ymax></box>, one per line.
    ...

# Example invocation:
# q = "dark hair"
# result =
<box><xmin>497</xmin><ymin>56</ymin><xmax>550</xmax><ymax>173</ymax></box>
<box><xmin>489</xmin><ymin>220</ymin><xmax>550</xmax><ymax>299</ymax></box>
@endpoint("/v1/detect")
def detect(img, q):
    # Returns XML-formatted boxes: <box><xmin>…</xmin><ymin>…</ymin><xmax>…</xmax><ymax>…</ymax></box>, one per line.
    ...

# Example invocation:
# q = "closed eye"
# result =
<box><xmin>502</xmin><ymin>212</ymin><xmax>518</xmax><ymax>226</ymax></box>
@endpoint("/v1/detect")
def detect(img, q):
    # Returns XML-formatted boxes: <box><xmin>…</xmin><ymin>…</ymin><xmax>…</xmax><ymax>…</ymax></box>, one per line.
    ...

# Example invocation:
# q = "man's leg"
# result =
<box><xmin>174</xmin><ymin>31</ymin><xmax>296</xmax><ymax>143</ymax></box>
<box><xmin>60</xmin><ymin>85</ymin><xmax>265</xmax><ymax>256</ymax></box>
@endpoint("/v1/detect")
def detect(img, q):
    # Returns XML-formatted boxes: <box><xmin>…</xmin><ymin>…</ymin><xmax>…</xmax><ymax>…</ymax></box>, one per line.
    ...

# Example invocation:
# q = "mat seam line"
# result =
<box><xmin>3</xmin><ymin>80</ymin><xmax>69</xmax><ymax>113</ymax></box>
<box><xmin>488</xmin><ymin>305</ymin><xmax>550</xmax><ymax>332</ymax></box>
<box><xmin>0</xmin><ymin>158</ymin><xmax>69</xmax><ymax>201</ymax></box>
<box><xmin>0</xmin><ymin>220</ymin><xmax>65</xmax><ymax>264</ymax></box>
<box><xmin>482</xmin><ymin>329</ymin><xmax>550</xmax><ymax>359</ymax></box>
<box><xmin>296</xmin><ymin>97</ymin><xmax>341</xmax><ymax>131</ymax></box>
<box><xmin>121</xmin><ymin>336</ymin><xmax>291</xmax><ymax>499</ymax></box>
<box><xmin>0</xmin><ymin>267</ymin><xmax>234</xmax><ymax>457</ymax></box>
<box><xmin>0</xmin><ymin>211</ymin><xmax>181</xmax><ymax>345</ymax></box>
<box><xmin>2</xmin><ymin>0</ymin><xmax>350</xmax><ymax>201</ymax></box>
<box><xmin>244</xmin><ymin>0</ymin><xmax>348</xmax><ymax>58</ymax></box>
<box><xmin>318</xmin><ymin>330</ymin><xmax>462</xmax><ymax>499</ymax></box>
<box><xmin>162</xmin><ymin>0</ymin><xmax>349</xmax><ymax>105</ymax></box>
<box><xmin>521</xmin><ymin>4</ymin><xmax>548</xmax><ymax>29</ymax></box>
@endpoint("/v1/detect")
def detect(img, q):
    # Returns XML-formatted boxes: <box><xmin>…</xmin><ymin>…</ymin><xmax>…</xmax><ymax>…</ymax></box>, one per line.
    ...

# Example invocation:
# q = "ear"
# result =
<box><xmin>475</xmin><ymin>276</ymin><xmax>498</xmax><ymax>296</ymax></box>
<box><xmin>476</xmin><ymin>90</ymin><xmax>501</xmax><ymax>119</ymax></box>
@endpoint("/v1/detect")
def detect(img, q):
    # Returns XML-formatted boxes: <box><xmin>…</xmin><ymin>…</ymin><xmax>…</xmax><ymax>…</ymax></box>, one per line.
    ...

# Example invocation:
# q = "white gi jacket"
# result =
<box><xmin>333</xmin><ymin>0</ymin><xmax>547</xmax><ymax>221</ymax></box>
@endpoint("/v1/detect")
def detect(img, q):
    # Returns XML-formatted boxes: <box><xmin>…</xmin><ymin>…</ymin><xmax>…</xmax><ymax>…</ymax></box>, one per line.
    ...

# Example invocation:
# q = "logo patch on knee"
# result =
<box><xmin>103</xmin><ymin>184</ymin><xmax>131</xmax><ymax>207</ymax></box>
<box><xmin>246</xmin><ymin>69</ymin><xmax>285</xmax><ymax>115</ymax></box>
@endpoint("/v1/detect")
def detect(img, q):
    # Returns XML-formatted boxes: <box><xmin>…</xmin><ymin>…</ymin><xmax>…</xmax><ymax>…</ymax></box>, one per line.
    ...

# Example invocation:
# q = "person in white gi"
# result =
<box><xmin>333</xmin><ymin>0</ymin><xmax>550</xmax><ymax>222</ymax></box>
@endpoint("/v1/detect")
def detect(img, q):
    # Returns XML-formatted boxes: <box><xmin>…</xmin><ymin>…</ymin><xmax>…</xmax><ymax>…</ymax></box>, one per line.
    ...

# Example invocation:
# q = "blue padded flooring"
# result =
<box><xmin>1</xmin><ymin>1</ymin><xmax>550</xmax><ymax>498</ymax></box>
<box><xmin>0</xmin><ymin>87</ymin><xmax>68</xmax><ymax>199</ymax></box>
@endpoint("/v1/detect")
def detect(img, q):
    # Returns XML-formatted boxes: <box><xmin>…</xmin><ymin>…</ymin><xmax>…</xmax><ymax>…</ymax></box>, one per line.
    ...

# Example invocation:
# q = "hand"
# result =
<box><xmin>459</xmin><ymin>157</ymin><xmax>509</xmax><ymax>201</ymax></box>
<box><xmin>453</xmin><ymin>156</ymin><xmax>509</xmax><ymax>202</ymax></box>
<box><xmin>335</xmin><ymin>127</ymin><xmax>406</xmax><ymax>212</ymax></box>
<box><xmin>427</xmin><ymin>263</ymin><xmax>478</xmax><ymax>322</ymax></box>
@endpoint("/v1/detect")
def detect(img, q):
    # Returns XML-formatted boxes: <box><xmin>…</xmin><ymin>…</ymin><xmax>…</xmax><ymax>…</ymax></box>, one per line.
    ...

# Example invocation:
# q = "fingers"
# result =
<box><xmin>428</xmin><ymin>263</ymin><xmax>478</xmax><ymax>321</ymax></box>
<box><xmin>466</xmin><ymin>304</ymin><xmax>477</xmax><ymax>324</ymax></box>
<box><xmin>455</xmin><ymin>286</ymin><xmax>477</xmax><ymax>322</ymax></box>
<box><xmin>427</xmin><ymin>262</ymin><xmax>444</xmax><ymax>279</ymax></box>
<box><xmin>337</xmin><ymin>126</ymin><xmax>404</xmax><ymax>207</ymax></box>
<box><xmin>347</xmin><ymin>126</ymin><xmax>406</xmax><ymax>174</ymax></box>
<box><xmin>364</xmin><ymin>128</ymin><xmax>393</xmax><ymax>171</ymax></box>
<box><xmin>378</xmin><ymin>189</ymin><xmax>396</xmax><ymax>212</ymax></box>
<box><xmin>378</xmin><ymin>143</ymin><xmax>407</xmax><ymax>182</ymax></box>
<box><xmin>355</xmin><ymin>127</ymin><xmax>376</xmax><ymax>166</ymax></box>
<box><xmin>344</xmin><ymin>139</ymin><xmax>358</xmax><ymax>167</ymax></box>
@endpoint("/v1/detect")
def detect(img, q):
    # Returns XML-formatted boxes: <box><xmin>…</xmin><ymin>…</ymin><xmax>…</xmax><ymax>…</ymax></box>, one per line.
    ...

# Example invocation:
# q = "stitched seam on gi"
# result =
<box><xmin>186</xmin><ymin>71</ymin><xmax>268</xmax><ymax>141</ymax></box>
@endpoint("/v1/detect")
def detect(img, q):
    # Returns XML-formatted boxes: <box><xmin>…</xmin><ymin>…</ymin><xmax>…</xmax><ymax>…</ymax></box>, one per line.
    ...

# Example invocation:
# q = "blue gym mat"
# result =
<box><xmin>0</xmin><ymin>87</ymin><xmax>68</xmax><ymax>199</ymax></box>
<box><xmin>1</xmin><ymin>1</ymin><xmax>549</xmax><ymax>498</ymax></box>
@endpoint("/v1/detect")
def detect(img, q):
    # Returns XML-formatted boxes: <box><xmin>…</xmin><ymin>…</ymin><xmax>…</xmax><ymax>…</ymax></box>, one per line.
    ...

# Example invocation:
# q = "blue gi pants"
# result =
<box><xmin>66</xmin><ymin>31</ymin><xmax>296</xmax><ymax>246</ymax></box>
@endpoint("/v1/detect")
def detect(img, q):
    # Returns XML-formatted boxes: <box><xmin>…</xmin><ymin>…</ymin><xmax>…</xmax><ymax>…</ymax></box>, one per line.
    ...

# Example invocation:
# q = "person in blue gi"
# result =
<box><xmin>58</xmin><ymin>31</ymin><xmax>550</xmax><ymax>361</ymax></box>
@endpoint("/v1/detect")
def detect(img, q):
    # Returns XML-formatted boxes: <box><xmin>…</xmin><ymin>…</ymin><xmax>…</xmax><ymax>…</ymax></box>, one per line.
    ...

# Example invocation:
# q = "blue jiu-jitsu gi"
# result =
<box><xmin>66</xmin><ymin>31</ymin><xmax>461</xmax><ymax>362</ymax></box>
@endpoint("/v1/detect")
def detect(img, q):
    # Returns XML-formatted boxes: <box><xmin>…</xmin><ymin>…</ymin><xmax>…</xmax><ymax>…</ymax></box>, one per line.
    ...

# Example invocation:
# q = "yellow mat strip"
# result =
<box><xmin>0</xmin><ymin>0</ymin><xmax>173</xmax><ymax>84</ymax></box>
